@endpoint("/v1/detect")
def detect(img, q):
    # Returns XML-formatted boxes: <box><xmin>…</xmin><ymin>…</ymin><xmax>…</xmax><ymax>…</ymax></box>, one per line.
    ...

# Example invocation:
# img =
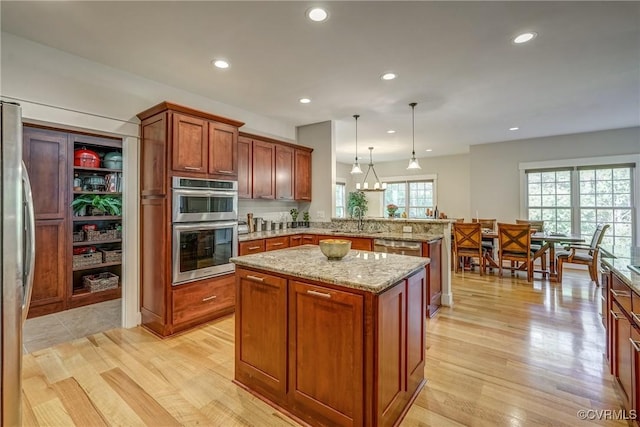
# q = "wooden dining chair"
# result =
<box><xmin>515</xmin><ymin>219</ymin><xmax>548</xmax><ymax>277</ymax></box>
<box><xmin>556</xmin><ymin>224</ymin><xmax>610</xmax><ymax>285</ymax></box>
<box><xmin>453</xmin><ymin>222</ymin><xmax>487</xmax><ymax>275</ymax></box>
<box><xmin>472</xmin><ymin>218</ymin><xmax>497</xmax><ymax>258</ymax></box>
<box><xmin>497</xmin><ymin>223</ymin><xmax>532</xmax><ymax>282</ymax></box>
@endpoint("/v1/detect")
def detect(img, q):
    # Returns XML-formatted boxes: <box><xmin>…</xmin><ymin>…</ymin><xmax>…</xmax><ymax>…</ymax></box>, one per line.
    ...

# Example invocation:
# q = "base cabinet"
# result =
<box><xmin>423</xmin><ymin>239</ymin><xmax>442</xmax><ymax>317</ymax></box>
<box><xmin>235</xmin><ymin>266</ymin><xmax>426</xmax><ymax>427</ymax></box>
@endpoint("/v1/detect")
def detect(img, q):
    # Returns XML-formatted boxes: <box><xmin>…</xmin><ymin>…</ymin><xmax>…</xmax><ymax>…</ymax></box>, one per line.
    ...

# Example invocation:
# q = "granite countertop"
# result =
<box><xmin>230</xmin><ymin>245</ymin><xmax>429</xmax><ymax>294</ymax></box>
<box><xmin>238</xmin><ymin>227</ymin><xmax>444</xmax><ymax>243</ymax></box>
<box><xmin>601</xmin><ymin>246</ymin><xmax>640</xmax><ymax>291</ymax></box>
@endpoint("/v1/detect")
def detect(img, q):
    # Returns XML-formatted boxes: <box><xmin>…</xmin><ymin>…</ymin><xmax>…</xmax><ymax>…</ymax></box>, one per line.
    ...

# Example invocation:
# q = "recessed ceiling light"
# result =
<box><xmin>212</xmin><ymin>59</ymin><xmax>230</xmax><ymax>69</ymax></box>
<box><xmin>299</xmin><ymin>98</ymin><xmax>311</xmax><ymax>104</ymax></box>
<box><xmin>513</xmin><ymin>32</ymin><xmax>537</xmax><ymax>44</ymax></box>
<box><xmin>387</xmin><ymin>130</ymin><xmax>396</xmax><ymax>134</ymax></box>
<box><xmin>509</xmin><ymin>127</ymin><xmax>520</xmax><ymax>131</ymax></box>
<box><xmin>425</xmin><ymin>149</ymin><xmax>433</xmax><ymax>152</ymax></box>
<box><xmin>307</xmin><ymin>7</ymin><xmax>328</xmax><ymax>22</ymax></box>
<box><xmin>381</xmin><ymin>72</ymin><xmax>397</xmax><ymax>81</ymax></box>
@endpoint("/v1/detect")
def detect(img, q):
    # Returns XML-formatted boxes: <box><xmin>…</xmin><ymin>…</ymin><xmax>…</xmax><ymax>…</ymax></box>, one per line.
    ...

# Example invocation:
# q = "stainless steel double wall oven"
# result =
<box><xmin>172</xmin><ymin>177</ymin><xmax>238</xmax><ymax>285</ymax></box>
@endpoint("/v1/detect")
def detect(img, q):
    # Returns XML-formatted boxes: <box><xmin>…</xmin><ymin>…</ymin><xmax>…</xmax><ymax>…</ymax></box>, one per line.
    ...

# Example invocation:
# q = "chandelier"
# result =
<box><xmin>356</xmin><ymin>147</ymin><xmax>387</xmax><ymax>190</ymax></box>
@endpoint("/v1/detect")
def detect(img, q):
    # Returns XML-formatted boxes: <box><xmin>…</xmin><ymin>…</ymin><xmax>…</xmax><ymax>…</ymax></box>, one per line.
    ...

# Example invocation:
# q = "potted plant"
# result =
<box><xmin>387</xmin><ymin>204</ymin><xmax>398</xmax><ymax>218</ymax></box>
<box><xmin>290</xmin><ymin>208</ymin><xmax>299</xmax><ymax>228</ymax></box>
<box><xmin>302</xmin><ymin>211</ymin><xmax>310</xmax><ymax>227</ymax></box>
<box><xmin>72</xmin><ymin>194</ymin><xmax>122</xmax><ymax>216</ymax></box>
<box><xmin>347</xmin><ymin>191</ymin><xmax>368</xmax><ymax>218</ymax></box>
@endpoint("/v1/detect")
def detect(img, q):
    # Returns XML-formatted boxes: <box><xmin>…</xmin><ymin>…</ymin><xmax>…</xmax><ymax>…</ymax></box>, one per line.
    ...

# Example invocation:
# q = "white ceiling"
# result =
<box><xmin>1</xmin><ymin>1</ymin><xmax>639</xmax><ymax>163</ymax></box>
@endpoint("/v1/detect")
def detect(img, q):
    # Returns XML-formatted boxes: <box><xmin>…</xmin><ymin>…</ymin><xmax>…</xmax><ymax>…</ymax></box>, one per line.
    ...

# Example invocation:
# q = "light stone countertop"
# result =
<box><xmin>230</xmin><ymin>245</ymin><xmax>429</xmax><ymax>294</ymax></box>
<box><xmin>601</xmin><ymin>246</ymin><xmax>640</xmax><ymax>292</ymax></box>
<box><xmin>238</xmin><ymin>227</ymin><xmax>444</xmax><ymax>243</ymax></box>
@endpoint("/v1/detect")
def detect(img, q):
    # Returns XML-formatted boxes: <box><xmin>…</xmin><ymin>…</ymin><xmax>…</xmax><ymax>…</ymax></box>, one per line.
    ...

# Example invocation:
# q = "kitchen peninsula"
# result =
<box><xmin>231</xmin><ymin>245</ymin><xmax>429</xmax><ymax>427</ymax></box>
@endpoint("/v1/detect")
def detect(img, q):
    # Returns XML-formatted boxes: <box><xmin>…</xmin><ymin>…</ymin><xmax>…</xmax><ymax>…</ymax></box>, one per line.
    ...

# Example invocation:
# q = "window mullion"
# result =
<box><xmin>571</xmin><ymin>168</ymin><xmax>581</xmax><ymax>235</ymax></box>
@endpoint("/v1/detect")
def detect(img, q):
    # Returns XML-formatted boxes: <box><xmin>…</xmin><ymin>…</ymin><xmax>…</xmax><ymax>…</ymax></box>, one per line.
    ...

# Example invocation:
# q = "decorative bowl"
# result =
<box><xmin>318</xmin><ymin>239</ymin><xmax>351</xmax><ymax>260</ymax></box>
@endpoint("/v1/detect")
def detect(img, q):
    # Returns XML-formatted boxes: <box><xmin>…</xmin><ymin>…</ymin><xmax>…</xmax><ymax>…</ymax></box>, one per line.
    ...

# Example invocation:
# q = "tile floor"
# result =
<box><xmin>22</xmin><ymin>298</ymin><xmax>121</xmax><ymax>353</ymax></box>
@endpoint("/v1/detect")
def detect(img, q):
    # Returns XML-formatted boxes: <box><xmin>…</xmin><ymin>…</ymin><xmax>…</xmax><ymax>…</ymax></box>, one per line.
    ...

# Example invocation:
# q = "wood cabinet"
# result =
<box><xmin>137</xmin><ymin>102</ymin><xmax>244</xmax><ymax>336</ymax></box>
<box><xmin>235</xmin><ymin>266</ymin><xmax>426</xmax><ymax>427</ymax></box>
<box><xmin>237</xmin><ymin>136</ymin><xmax>252</xmax><ymax>199</ymax></box>
<box><xmin>289</xmin><ymin>280</ymin><xmax>364</xmax><ymax>426</ymax></box>
<box><xmin>238</xmin><ymin>132</ymin><xmax>313</xmax><ymax>201</ymax></box>
<box><xmin>23</xmin><ymin>126</ymin><xmax>124</xmax><ymax>317</ymax></box>
<box><xmin>423</xmin><ymin>238</ymin><xmax>442</xmax><ymax>317</ymax></box>
<box><xmin>23</xmin><ymin>127</ymin><xmax>69</xmax><ymax>317</ymax></box>
<box><xmin>301</xmin><ymin>234</ymin><xmax>318</xmax><ymax>245</ymax></box>
<box><xmin>265</xmin><ymin>236</ymin><xmax>289</xmax><ymax>251</ymax></box>
<box><xmin>294</xmin><ymin>148</ymin><xmax>312</xmax><ymax>201</ymax></box>
<box><xmin>316</xmin><ymin>235</ymin><xmax>372</xmax><ymax>251</ymax></box>
<box><xmin>239</xmin><ymin>239</ymin><xmax>266</xmax><ymax>255</ymax></box>
<box><xmin>275</xmin><ymin>144</ymin><xmax>294</xmax><ymax>200</ymax></box>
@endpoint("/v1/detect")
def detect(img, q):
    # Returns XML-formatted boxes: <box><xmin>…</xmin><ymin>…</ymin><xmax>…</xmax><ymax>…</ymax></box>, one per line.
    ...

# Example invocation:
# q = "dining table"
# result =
<box><xmin>481</xmin><ymin>230</ymin><xmax>585</xmax><ymax>281</ymax></box>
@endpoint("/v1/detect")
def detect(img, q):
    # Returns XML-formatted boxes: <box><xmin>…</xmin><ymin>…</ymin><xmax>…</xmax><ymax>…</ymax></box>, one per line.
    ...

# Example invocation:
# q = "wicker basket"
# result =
<box><xmin>72</xmin><ymin>252</ymin><xmax>102</xmax><ymax>268</ymax></box>
<box><xmin>73</xmin><ymin>231</ymin><xmax>84</xmax><ymax>242</ymax></box>
<box><xmin>86</xmin><ymin>229</ymin><xmax>118</xmax><ymax>242</ymax></box>
<box><xmin>100</xmin><ymin>248</ymin><xmax>122</xmax><ymax>263</ymax></box>
<box><xmin>82</xmin><ymin>272</ymin><xmax>119</xmax><ymax>292</ymax></box>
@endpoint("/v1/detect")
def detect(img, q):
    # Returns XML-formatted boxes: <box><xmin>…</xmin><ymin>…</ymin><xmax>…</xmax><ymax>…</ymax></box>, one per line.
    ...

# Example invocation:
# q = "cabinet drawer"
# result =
<box><xmin>611</xmin><ymin>273</ymin><xmax>633</xmax><ymax>315</ymax></box>
<box><xmin>289</xmin><ymin>235</ymin><xmax>303</xmax><ymax>247</ymax></box>
<box><xmin>300</xmin><ymin>234</ymin><xmax>318</xmax><ymax>245</ymax></box>
<box><xmin>239</xmin><ymin>240</ymin><xmax>265</xmax><ymax>255</ymax></box>
<box><xmin>172</xmin><ymin>275</ymin><xmax>235</xmax><ymax>324</ymax></box>
<box><xmin>265</xmin><ymin>236</ymin><xmax>289</xmax><ymax>251</ymax></box>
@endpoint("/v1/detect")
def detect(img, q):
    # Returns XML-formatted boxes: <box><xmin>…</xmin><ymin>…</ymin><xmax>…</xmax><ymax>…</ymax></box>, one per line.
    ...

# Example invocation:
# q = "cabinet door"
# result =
<box><xmin>27</xmin><ymin>219</ymin><xmax>67</xmax><ymax>317</ymax></box>
<box><xmin>236</xmin><ymin>269</ymin><xmax>287</xmax><ymax>403</ymax></box>
<box><xmin>294</xmin><ymin>149</ymin><xmax>312</xmax><ymax>201</ymax></box>
<box><xmin>172</xmin><ymin>274</ymin><xmax>235</xmax><ymax>324</ymax></box>
<box><xmin>265</xmin><ymin>236</ymin><xmax>289</xmax><ymax>251</ymax></box>
<box><xmin>377</xmin><ymin>281</ymin><xmax>407</xmax><ymax>427</ymax></box>
<box><xmin>301</xmin><ymin>234</ymin><xmax>318</xmax><ymax>245</ymax></box>
<box><xmin>613</xmin><ymin>303</ymin><xmax>632</xmax><ymax>408</ymax></box>
<box><xmin>289</xmin><ymin>281</ymin><xmax>364</xmax><ymax>427</ymax></box>
<box><xmin>275</xmin><ymin>144</ymin><xmax>294</xmax><ymax>200</ymax></box>
<box><xmin>631</xmin><ymin>326</ymin><xmax>640</xmax><ymax>416</ymax></box>
<box><xmin>23</xmin><ymin>127</ymin><xmax>69</xmax><ymax>219</ymax></box>
<box><xmin>237</xmin><ymin>136</ymin><xmax>252</xmax><ymax>199</ymax></box>
<box><xmin>406</xmin><ymin>269</ymin><xmax>426</xmax><ymax>395</ymax></box>
<box><xmin>289</xmin><ymin>235</ymin><xmax>303</xmax><ymax>247</ymax></box>
<box><xmin>208</xmin><ymin>122</ymin><xmax>238</xmax><ymax>178</ymax></box>
<box><xmin>239</xmin><ymin>240</ymin><xmax>265</xmax><ymax>255</ymax></box>
<box><xmin>171</xmin><ymin>113</ymin><xmax>207</xmax><ymax>174</ymax></box>
<box><xmin>252</xmin><ymin>140</ymin><xmax>275</xmax><ymax>199</ymax></box>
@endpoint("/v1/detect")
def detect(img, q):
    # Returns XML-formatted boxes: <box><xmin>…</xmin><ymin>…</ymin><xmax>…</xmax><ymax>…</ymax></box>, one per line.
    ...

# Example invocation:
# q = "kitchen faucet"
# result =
<box><xmin>352</xmin><ymin>206</ymin><xmax>364</xmax><ymax>231</ymax></box>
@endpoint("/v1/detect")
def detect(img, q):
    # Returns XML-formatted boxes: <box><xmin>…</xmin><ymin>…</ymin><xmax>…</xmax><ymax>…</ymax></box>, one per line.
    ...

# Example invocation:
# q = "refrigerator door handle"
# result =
<box><xmin>22</xmin><ymin>161</ymin><xmax>35</xmax><ymax>322</ymax></box>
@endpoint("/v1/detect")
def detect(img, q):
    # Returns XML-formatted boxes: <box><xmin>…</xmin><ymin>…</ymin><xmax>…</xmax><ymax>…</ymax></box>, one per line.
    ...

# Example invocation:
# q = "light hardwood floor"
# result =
<box><xmin>22</xmin><ymin>270</ymin><xmax>628</xmax><ymax>426</ymax></box>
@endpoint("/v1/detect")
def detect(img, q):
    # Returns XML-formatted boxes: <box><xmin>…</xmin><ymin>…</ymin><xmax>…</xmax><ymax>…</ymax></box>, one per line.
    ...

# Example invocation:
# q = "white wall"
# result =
<box><xmin>297</xmin><ymin>121</ymin><xmax>334</xmax><ymax>223</ymax></box>
<box><xmin>469</xmin><ymin>127</ymin><xmax>640</xmax><ymax>223</ymax></box>
<box><xmin>1</xmin><ymin>33</ymin><xmax>299</xmax><ymax>327</ymax></box>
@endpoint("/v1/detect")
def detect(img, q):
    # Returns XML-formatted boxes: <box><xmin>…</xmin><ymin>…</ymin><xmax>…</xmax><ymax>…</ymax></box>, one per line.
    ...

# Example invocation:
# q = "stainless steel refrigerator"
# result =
<box><xmin>1</xmin><ymin>101</ymin><xmax>35</xmax><ymax>425</ymax></box>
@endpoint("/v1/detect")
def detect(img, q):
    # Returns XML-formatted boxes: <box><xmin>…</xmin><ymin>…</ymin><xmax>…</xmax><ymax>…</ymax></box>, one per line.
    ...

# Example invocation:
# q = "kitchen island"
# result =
<box><xmin>230</xmin><ymin>245</ymin><xmax>429</xmax><ymax>427</ymax></box>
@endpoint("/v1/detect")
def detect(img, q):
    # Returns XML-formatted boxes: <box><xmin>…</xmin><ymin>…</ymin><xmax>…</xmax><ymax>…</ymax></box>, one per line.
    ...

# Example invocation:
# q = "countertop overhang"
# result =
<box><xmin>601</xmin><ymin>246</ymin><xmax>640</xmax><ymax>291</ymax></box>
<box><xmin>238</xmin><ymin>227</ymin><xmax>444</xmax><ymax>243</ymax></box>
<box><xmin>231</xmin><ymin>245</ymin><xmax>429</xmax><ymax>294</ymax></box>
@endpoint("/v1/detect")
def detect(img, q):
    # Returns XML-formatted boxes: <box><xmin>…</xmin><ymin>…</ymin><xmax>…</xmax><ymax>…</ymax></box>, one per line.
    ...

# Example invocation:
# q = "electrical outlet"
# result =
<box><xmin>317</xmin><ymin>210</ymin><xmax>325</xmax><ymax>219</ymax></box>
<box><xmin>402</xmin><ymin>226</ymin><xmax>412</xmax><ymax>233</ymax></box>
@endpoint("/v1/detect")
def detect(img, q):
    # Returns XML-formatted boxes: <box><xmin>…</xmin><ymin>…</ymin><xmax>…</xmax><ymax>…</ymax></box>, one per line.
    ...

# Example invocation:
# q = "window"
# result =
<box><xmin>335</xmin><ymin>182</ymin><xmax>346</xmax><ymax>218</ymax></box>
<box><xmin>384</xmin><ymin>180</ymin><xmax>434</xmax><ymax>218</ymax></box>
<box><xmin>525</xmin><ymin>162</ymin><xmax>635</xmax><ymax>257</ymax></box>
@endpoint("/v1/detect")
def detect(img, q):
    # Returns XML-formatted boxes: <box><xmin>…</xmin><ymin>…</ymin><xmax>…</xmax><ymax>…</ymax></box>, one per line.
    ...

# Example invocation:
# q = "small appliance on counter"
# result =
<box><xmin>238</xmin><ymin>221</ymin><xmax>249</xmax><ymax>235</ymax></box>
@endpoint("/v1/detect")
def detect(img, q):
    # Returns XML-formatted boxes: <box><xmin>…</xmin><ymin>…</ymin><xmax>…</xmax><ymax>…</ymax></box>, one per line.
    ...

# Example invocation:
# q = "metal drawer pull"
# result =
<box><xmin>632</xmin><ymin>312</ymin><xmax>640</xmax><ymax>325</ymax></box>
<box><xmin>611</xmin><ymin>290</ymin><xmax>631</xmax><ymax>298</ymax></box>
<box><xmin>248</xmin><ymin>246</ymin><xmax>261</xmax><ymax>250</ymax></box>
<box><xmin>631</xmin><ymin>339</ymin><xmax>640</xmax><ymax>352</ymax></box>
<box><xmin>184</xmin><ymin>166</ymin><xmax>201</xmax><ymax>171</ymax></box>
<box><xmin>307</xmin><ymin>290</ymin><xmax>331</xmax><ymax>299</ymax></box>
<box><xmin>610</xmin><ymin>310</ymin><xmax>622</xmax><ymax>320</ymax></box>
<box><xmin>202</xmin><ymin>295</ymin><xmax>217</xmax><ymax>302</ymax></box>
<box><xmin>271</xmin><ymin>242</ymin><xmax>284</xmax><ymax>246</ymax></box>
<box><xmin>246</xmin><ymin>275</ymin><xmax>265</xmax><ymax>282</ymax></box>
<box><xmin>218</xmin><ymin>170</ymin><xmax>233</xmax><ymax>174</ymax></box>
<box><xmin>291</xmin><ymin>237</ymin><xmax>301</xmax><ymax>240</ymax></box>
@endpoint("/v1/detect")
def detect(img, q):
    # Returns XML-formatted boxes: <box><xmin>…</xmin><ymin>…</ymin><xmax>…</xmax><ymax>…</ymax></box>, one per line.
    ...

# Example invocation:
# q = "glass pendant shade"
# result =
<box><xmin>350</xmin><ymin>114</ymin><xmax>363</xmax><ymax>174</ymax></box>
<box><xmin>407</xmin><ymin>102</ymin><xmax>422</xmax><ymax>170</ymax></box>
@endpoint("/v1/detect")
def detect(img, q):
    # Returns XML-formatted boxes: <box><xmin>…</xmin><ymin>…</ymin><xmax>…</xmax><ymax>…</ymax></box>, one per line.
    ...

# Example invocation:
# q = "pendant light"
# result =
<box><xmin>350</xmin><ymin>114</ymin><xmax>363</xmax><ymax>174</ymax></box>
<box><xmin>407</xmin><ymin>102</ymin><xmax>422</xmax><ymax>170</ymax></box>
<box><xmin>356</xmin><ymin>147</ymin><xmax>386</xmax><ymax>190</ymax></box>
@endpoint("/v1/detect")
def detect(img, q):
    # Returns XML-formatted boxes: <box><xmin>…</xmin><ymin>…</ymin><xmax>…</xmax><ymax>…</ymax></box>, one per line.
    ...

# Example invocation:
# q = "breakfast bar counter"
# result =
<box><xmin>231</xmin><ymin>245</ymin><xmax>429</xmax><ymax>427</ymax></box>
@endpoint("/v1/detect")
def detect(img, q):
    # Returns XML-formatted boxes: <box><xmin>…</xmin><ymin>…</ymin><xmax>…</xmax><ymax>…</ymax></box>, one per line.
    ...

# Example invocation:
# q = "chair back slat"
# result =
<box><xmin>515</xmin><ymin>219</ymin><xmax>544</xmax><ymax>232</ymax></box>
<box><xmin>590</xmin><ymin>224</ymin><xmax>611</xmax><ymax>252</ymax></box>
<box><xmin>472</xmin><ymin>218</ymin><xmax>497</xmax><ymax>231</ymax></box>
<box><xmin>453</xmin><ymin>223</ymin><xmax>482</xmax><ymax>251</ymax></box>
<box><xmin>498</xmin><ymin>223</ymin><xmax>531</xmax><ymax>255</ymax></box>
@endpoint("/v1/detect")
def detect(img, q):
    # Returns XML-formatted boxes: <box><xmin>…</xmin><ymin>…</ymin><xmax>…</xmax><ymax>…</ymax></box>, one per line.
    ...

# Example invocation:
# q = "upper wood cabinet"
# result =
<box><xmin>294</xmin><ymin>148</ymin><xmax>312</xmax><ymax>201</ymax></box>
<box><xmin>252</xmin><ymin>139</ymin><xmax>276</xmax><ymax>199</ymax></box>
<box><xmin>138</xmin><ymin>102</ymin><xmax>244</xmax><ymax>181</ymax></box>
<box><xmin>238</xmin><ymin>132</ymin><xmax>313</xmax><ymax>201</ymax></box>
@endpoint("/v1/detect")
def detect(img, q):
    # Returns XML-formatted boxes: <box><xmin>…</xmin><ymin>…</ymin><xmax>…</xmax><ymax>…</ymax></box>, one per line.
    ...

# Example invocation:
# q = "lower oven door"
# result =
<box><xmin>172</xmin><ymin>221</ymin><xmax>238</xmax><ymax>285</ymax></box>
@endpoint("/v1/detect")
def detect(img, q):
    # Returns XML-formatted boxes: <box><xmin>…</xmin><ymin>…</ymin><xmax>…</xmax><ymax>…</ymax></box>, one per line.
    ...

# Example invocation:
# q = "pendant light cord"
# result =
<box><xmin>354</xmin><ymin>114</ymin><xmax>360</xmax><ymax>162</ymax></box>
<box><xmin>410</xmin><ymin>102</ymin><xmax>417</xmax><ymax>156</ymax></box>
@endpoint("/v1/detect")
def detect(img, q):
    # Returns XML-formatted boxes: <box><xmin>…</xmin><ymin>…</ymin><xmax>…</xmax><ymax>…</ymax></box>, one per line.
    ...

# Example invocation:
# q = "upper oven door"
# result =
<box><xmin>173</xmin><ymin>188</ymin><xmax>238</xmax><ymax>222</ymax></box>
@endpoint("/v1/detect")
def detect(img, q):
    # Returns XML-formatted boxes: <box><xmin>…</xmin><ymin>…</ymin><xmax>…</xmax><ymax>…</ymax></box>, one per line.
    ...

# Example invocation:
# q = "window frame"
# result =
<box><xmin>335</xmin><ymin>180</ymin><xmax>346</xmax><ymax>218</ymax></box>
<box><xmin>519</xmin><ymin>154</ymin><xmax>640</xmax><ymax>248</ymax></box>
<box><xmin>381</xmin><ymin>174</ymin><xmax>438</xmax><ymax>218</ymax></box>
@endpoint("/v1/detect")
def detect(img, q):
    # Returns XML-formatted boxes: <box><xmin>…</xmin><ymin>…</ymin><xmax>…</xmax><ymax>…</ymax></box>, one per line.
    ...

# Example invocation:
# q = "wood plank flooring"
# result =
<box><xmin>22</xmin><ymin>270</ymin><xmax>627</xmax><ymax>426</ymax></box>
